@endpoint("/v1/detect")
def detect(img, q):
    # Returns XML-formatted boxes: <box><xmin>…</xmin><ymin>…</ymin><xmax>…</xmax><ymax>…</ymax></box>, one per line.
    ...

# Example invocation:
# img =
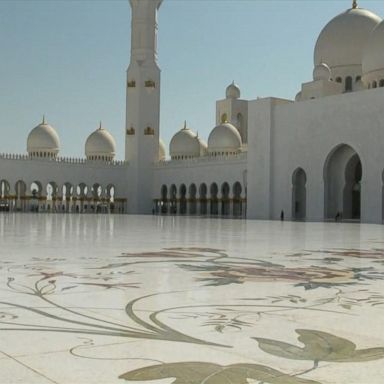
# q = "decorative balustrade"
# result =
<box><xmin>155</xmin><ymin>151</ymin><xmax>247</xmax><ymax>167</ymax></box>
<box><xmin>0</xmin><ymin>153</ymin><xmax>128</xmax><ymax>167</ymax></box>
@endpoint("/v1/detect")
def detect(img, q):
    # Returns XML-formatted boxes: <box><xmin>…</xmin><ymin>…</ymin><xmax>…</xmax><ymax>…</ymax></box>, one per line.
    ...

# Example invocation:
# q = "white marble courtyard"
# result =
<box><xmin>0</xmin><ymin>214</ymin><xmax>384</xmax><ymax>383</ymax></box>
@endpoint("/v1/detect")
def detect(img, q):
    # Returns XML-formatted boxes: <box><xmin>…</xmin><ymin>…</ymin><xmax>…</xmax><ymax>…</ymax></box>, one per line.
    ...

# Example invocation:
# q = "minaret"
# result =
<box><xmin>125</xmin><ymin>0</ymin><xmax>162</xmax><ymax>214</ymax></box>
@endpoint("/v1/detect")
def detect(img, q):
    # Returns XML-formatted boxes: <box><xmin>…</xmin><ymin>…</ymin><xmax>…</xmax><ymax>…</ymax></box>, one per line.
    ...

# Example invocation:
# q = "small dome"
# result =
<box><xmin>27</xmin><ymin>117</ymin><xmax>60</xmax><ymax>158</ymax></box>
<box><xmin>314</xmin><ymin>6</ymin><xmax>381</xmax><ymax>76</ymax></box>
<box><xmin>85</xmin><ymin>123</ymin><xmax>116</xmax><ymax>161</ymax></box>
<box><xmin>208</xmin><ymin>122</ymin><xmax>242</xmax><ymax>155</ymax></box>
<box><xmin>226</xmin><ymin>81</ymin><xmax>241</xmax><ymax>99</ymax></box>
<box><xmin>362</xmin><ymin>20</ymin><xmax>384</xmax><ymax>84</ymax></box>
<box><xmin>313</xmin><ymin>63</ymin><xmax>331</xmax><ymax>81</ymax></box>
<box><xmin>169</xmin><ymin>122</ymin><xmax>201</xmax><ymax>160</ymax></box>
<box><xmin>159</xmin><ymin>138</ymin><xmax>166</xmax><ymax>161</ymax></box>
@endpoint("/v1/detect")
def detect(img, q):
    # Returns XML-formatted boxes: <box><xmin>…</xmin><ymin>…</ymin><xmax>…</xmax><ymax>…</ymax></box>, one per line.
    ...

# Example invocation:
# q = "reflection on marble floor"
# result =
<box><xmin>0</xmin><ymin>214</ymin><xmax>384</xmax><ymax>383</ymax></box>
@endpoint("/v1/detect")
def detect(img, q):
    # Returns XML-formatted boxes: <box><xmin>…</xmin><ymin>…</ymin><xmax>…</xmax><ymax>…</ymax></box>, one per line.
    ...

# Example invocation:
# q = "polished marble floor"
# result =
<box><xmin>0</xmin><ymin>214</ymin><xmax>384</xmax><ymax>383</ymax></box>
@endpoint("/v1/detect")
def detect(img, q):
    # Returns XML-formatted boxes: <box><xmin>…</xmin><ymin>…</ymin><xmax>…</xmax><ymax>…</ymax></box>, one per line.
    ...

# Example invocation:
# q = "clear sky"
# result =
<box><xmin>0</xmin><ymin>0</ymin><xmax>383</xmax><ymax>159</ymax></box>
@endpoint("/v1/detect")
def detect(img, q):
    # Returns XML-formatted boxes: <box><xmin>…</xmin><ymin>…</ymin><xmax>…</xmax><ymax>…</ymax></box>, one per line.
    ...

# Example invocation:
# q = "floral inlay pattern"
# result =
<box><xmin>1</xmin><ymin>240</ymin><xmax>384</xmax><ymax>384</ymax></box>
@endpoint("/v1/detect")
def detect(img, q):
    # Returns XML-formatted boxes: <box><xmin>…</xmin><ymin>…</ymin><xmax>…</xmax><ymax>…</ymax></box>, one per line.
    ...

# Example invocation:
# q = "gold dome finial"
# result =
<box><xmin>352</xmin><ymin>0</ymin><xmax>358</xmax><ymax>9</ymax></box>
<box><xmin>183</xmin><ymin>120</ymin><xmax>187</xmax><ymax>130</ymax></box>
<box><xmin>99</xmin><ymin>121</ymin><xmax>102</xmax><ymax>130</ymax></box>
<box><xmin>42</xmin><ymin>114</ymin><xmax>46</xmax><ymax>124</ymax></box>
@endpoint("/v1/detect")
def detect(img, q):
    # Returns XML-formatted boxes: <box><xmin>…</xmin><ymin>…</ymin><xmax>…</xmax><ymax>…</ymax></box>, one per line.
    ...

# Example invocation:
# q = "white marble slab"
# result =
<box><xmin>0</xmin><ymin>214</ymin><xmax>384</xmax><ymax>383</ymax></box>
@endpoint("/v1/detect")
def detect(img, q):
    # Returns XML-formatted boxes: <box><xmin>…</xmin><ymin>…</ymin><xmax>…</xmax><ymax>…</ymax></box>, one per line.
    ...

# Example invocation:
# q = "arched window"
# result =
<box><xmin>379</xmin><ymin>80</ymin><xmax>384</xmax><ymax>87</ymax></box>
<box><xmin>336</xmin><ymin>77</ymin><xmax>342</xmax><ymax>83</ymax></box>
<box><xmin>221</xmin><ymin>113</ymin><xmax>228</xmax><ymax>123</ymax></box>
<box><xmin>345</xmin><ymin>76</ymin><xmax>352</xmax><ymax>92</ymax></box>
<box><xmin>373</xmin><ymin>81</ymin><xmax>377</xmax><ymax>88</ymax></box>
<box><xmin>355</xmin><ymin>76</ymin><xmax>361</xmax><ymax>83</ymax></box>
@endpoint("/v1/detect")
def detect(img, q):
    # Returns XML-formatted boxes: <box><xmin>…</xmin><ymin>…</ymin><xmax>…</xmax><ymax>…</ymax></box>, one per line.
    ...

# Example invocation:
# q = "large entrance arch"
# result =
<box><xmin>324</xmin><ymin>144</ymin><xmax>362</xmax><ymax>220</ymax></box>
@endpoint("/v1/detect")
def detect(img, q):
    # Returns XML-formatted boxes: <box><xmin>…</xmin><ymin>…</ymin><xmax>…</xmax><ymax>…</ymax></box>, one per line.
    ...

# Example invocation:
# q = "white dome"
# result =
<box><xmin>169</xmin><ymin>122</ymin><xmax>201</xmax><ymax>159</ymax></box>
<box><xmin>313</xmin><ymin>63</ymin><xmax>331</xmax><ymax>81</ymax></box>
<box><xmin>362</xmin><ymin>20</ymin><xmax>384</xmax><ymax>85</ymax></box>
<box><xmin>27</xmin><ymin>118</ymin><xmax>60</xmax><ymax>158</ymax></box>
<box><xmin>85</xmin><ymin>124</ymin><xmax>116</xmax><ymax>161</ymax></box>
<box><xmin>208</xmin><ymin>122</ymin><xmax>242</xmax><ymax>155</ymax></box>
<box><xmin>159</xmin><ymin>138</ymin><xmax>166</xmax><ymax>161</ymax></box>
<box><xmin>314</xmin><ymin>7</ymin><xmax>381</xmax><ymax>72</ymax></box>
<box><xmin>226</xmin><ymin>81</ymin><xmax>241</xmax><ymax>99</ymax></box>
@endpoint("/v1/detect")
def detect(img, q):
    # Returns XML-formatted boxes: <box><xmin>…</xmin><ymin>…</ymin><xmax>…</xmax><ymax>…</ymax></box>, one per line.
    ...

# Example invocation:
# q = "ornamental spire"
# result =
<box><xmin>99</xmin><ymin>121</ymin><xmax>102</xmax><ymax>130</ymax></box>
<box><xmin>183</xmin><ymin>120</ymin><xmax>187</xmax><ymax>130</ymax></box>
<box><xmin>352</xmin><ymin>0</ymin><xmax>358</xmax><ymax>9</ymax></box>
<box><xmin>42</xmin><ymin>115</ymin><xmax>46</xmax><ymax>124</ymax></box>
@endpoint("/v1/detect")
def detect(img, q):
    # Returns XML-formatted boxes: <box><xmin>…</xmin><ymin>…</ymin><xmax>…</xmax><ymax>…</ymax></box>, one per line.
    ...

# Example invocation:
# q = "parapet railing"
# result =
<box><xmin>0</xmin><ymin>153</ymin><xmax>127</xmax><ymax>166</ymax></box>
<box><xmin>155</xmin><ymin>151</ymin><xmax>247</xmax><ymax>167</ymax></box>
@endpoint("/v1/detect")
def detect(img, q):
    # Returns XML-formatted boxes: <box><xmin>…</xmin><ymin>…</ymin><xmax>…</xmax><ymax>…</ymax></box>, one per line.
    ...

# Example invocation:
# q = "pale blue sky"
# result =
<box><xmin>0</xmin><ymin>0</ymin><xmax>383</xmax><ymax>158</ymax></box>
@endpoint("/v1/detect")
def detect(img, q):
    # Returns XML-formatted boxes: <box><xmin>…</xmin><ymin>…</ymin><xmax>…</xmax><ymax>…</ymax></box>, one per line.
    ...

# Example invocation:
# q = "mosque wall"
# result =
<box><xmin>0</xmin><ymin>156</ymin><xmax>130</xmax><ymax>213</ymax></box>
<box><xmin>247</xmin><ymin>88</ymin><xmax>384</xmax><ymax>223</ymax></box>
<box><xmin>153</xmin><ymin>157</ymin><xmax>247</xmax><ymax>216</ymax></box>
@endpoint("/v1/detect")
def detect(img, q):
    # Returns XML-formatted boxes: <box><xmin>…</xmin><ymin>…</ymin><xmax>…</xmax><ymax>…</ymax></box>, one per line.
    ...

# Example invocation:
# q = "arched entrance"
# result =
<box><xmin>0</xmin><ymin>180</ymin><xmax>11</xmax><ymax>211</ymax></box>
<box><xmin>324</xmin><ymin>144</ymin><xmax>362</xmax><ymax>221</ymax></box>
<box><xmin>170</xmin><ymin>184</ymin><xmax>177</xmax><ymax>214</ymax></box>
<box><xmin>233</xmin><ymin>181</ymin><xmax>242</xmax><ymax>217</ymax></box>
<box><xmin>199</xmin><ymin>183</ymin><xmax>207</xmax><ymax>215</ymax></box>
<box><xmin>15</xmin><ymin>180</ymin><xmax>27</xmax><ymax>212</ymax></box>
<box><xmin>292</xmin><ymin>168</ymin><xmax>307</xmax><ymax>220</ymax></box>
<box><xmin>221</xmin><ymin>182</ymin><xmax>230</xmax><ymax>216</ymax></box>
<box><xmin>160</xmin><ymin>185</ymin><xmax>168</xmax><ymax>214</ymax></box>
<box><xmin>210</xmin><ymin>183</ymin><xmax>218</xmax><ymax>215</ymax></box>
<box><xmin>179</xmin><ymin>184</ymin><xmax>187</xmax><ymax>215</ymax></box>
<box><xmin>189</xmin><ymin>184</ymin><xmax>197</xmax><ymax>215</ymax></box>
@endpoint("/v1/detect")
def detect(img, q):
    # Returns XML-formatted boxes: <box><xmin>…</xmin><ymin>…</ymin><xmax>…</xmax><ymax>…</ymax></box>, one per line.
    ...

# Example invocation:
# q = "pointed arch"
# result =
<box><xmin>210</xmin><ymin>183</ymin><xmax>218</xmax><ymax>215</ymax></box>
<box><xmin>292</xmin><ymin>168</ymin><xmax>307</xmax><ymax>220</ymax></box>
<box><xmin>221</xmin><ymin>182</ymin><xmax>230</xmax><ymax>216</ymax></box>
<box><xmin>179</xmin><ymin>184</ymin><xmax>187</xmax><ymax>215</ymax></box>
<box><xmin>170</xmin><ymin>184</ymin><xmax>177</xmax><ymax>214</ymax></box>
<box><xmin>233</xmin><ymin>181</ymin><xmax>242</xmax><ymax>217</ymax></box>
<box><xmin>189</xmin><ymin>184</ymin><xmax>197</xmax><ymax>215</ymax></box>
<box><xmin>160</xmin><ymin>184</ymin><xmax>168</xmax><ymax>214</ymax></box>
<box><xmin>199</xmin><ymin>183</ymin><xmax>207</xmax><ymax>215</ymax></box>
<box><xmin>324</xmin><ymin>144</ymin><xmax>362</xmax><ymax>220</ymax></box>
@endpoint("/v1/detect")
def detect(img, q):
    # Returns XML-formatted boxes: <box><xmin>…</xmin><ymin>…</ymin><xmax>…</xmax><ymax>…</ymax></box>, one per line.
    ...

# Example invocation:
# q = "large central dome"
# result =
<box><xmin>314</xmin><ymin>7</ymin><xmax>381</xmax><ymax>71</ymax></box>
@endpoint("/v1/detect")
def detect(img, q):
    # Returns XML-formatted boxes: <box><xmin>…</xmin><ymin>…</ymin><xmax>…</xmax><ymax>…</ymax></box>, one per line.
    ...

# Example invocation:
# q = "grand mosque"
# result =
<box><xmin>1</xmin><ymin>0</ymin><xmax>384</xmax><ymax>223</ymax></box>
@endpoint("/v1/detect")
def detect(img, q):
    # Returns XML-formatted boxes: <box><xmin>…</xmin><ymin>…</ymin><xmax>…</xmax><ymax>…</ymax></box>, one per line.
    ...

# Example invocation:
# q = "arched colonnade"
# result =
<box><xmin>155</xmin><ymin>181</ymin><xmax>246</xmax><ymax>218</ymax></box>
<box><xmin>0</xmin><ymin>180</ymin><xmax>126</xmax><ymax>213</ymax></box>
